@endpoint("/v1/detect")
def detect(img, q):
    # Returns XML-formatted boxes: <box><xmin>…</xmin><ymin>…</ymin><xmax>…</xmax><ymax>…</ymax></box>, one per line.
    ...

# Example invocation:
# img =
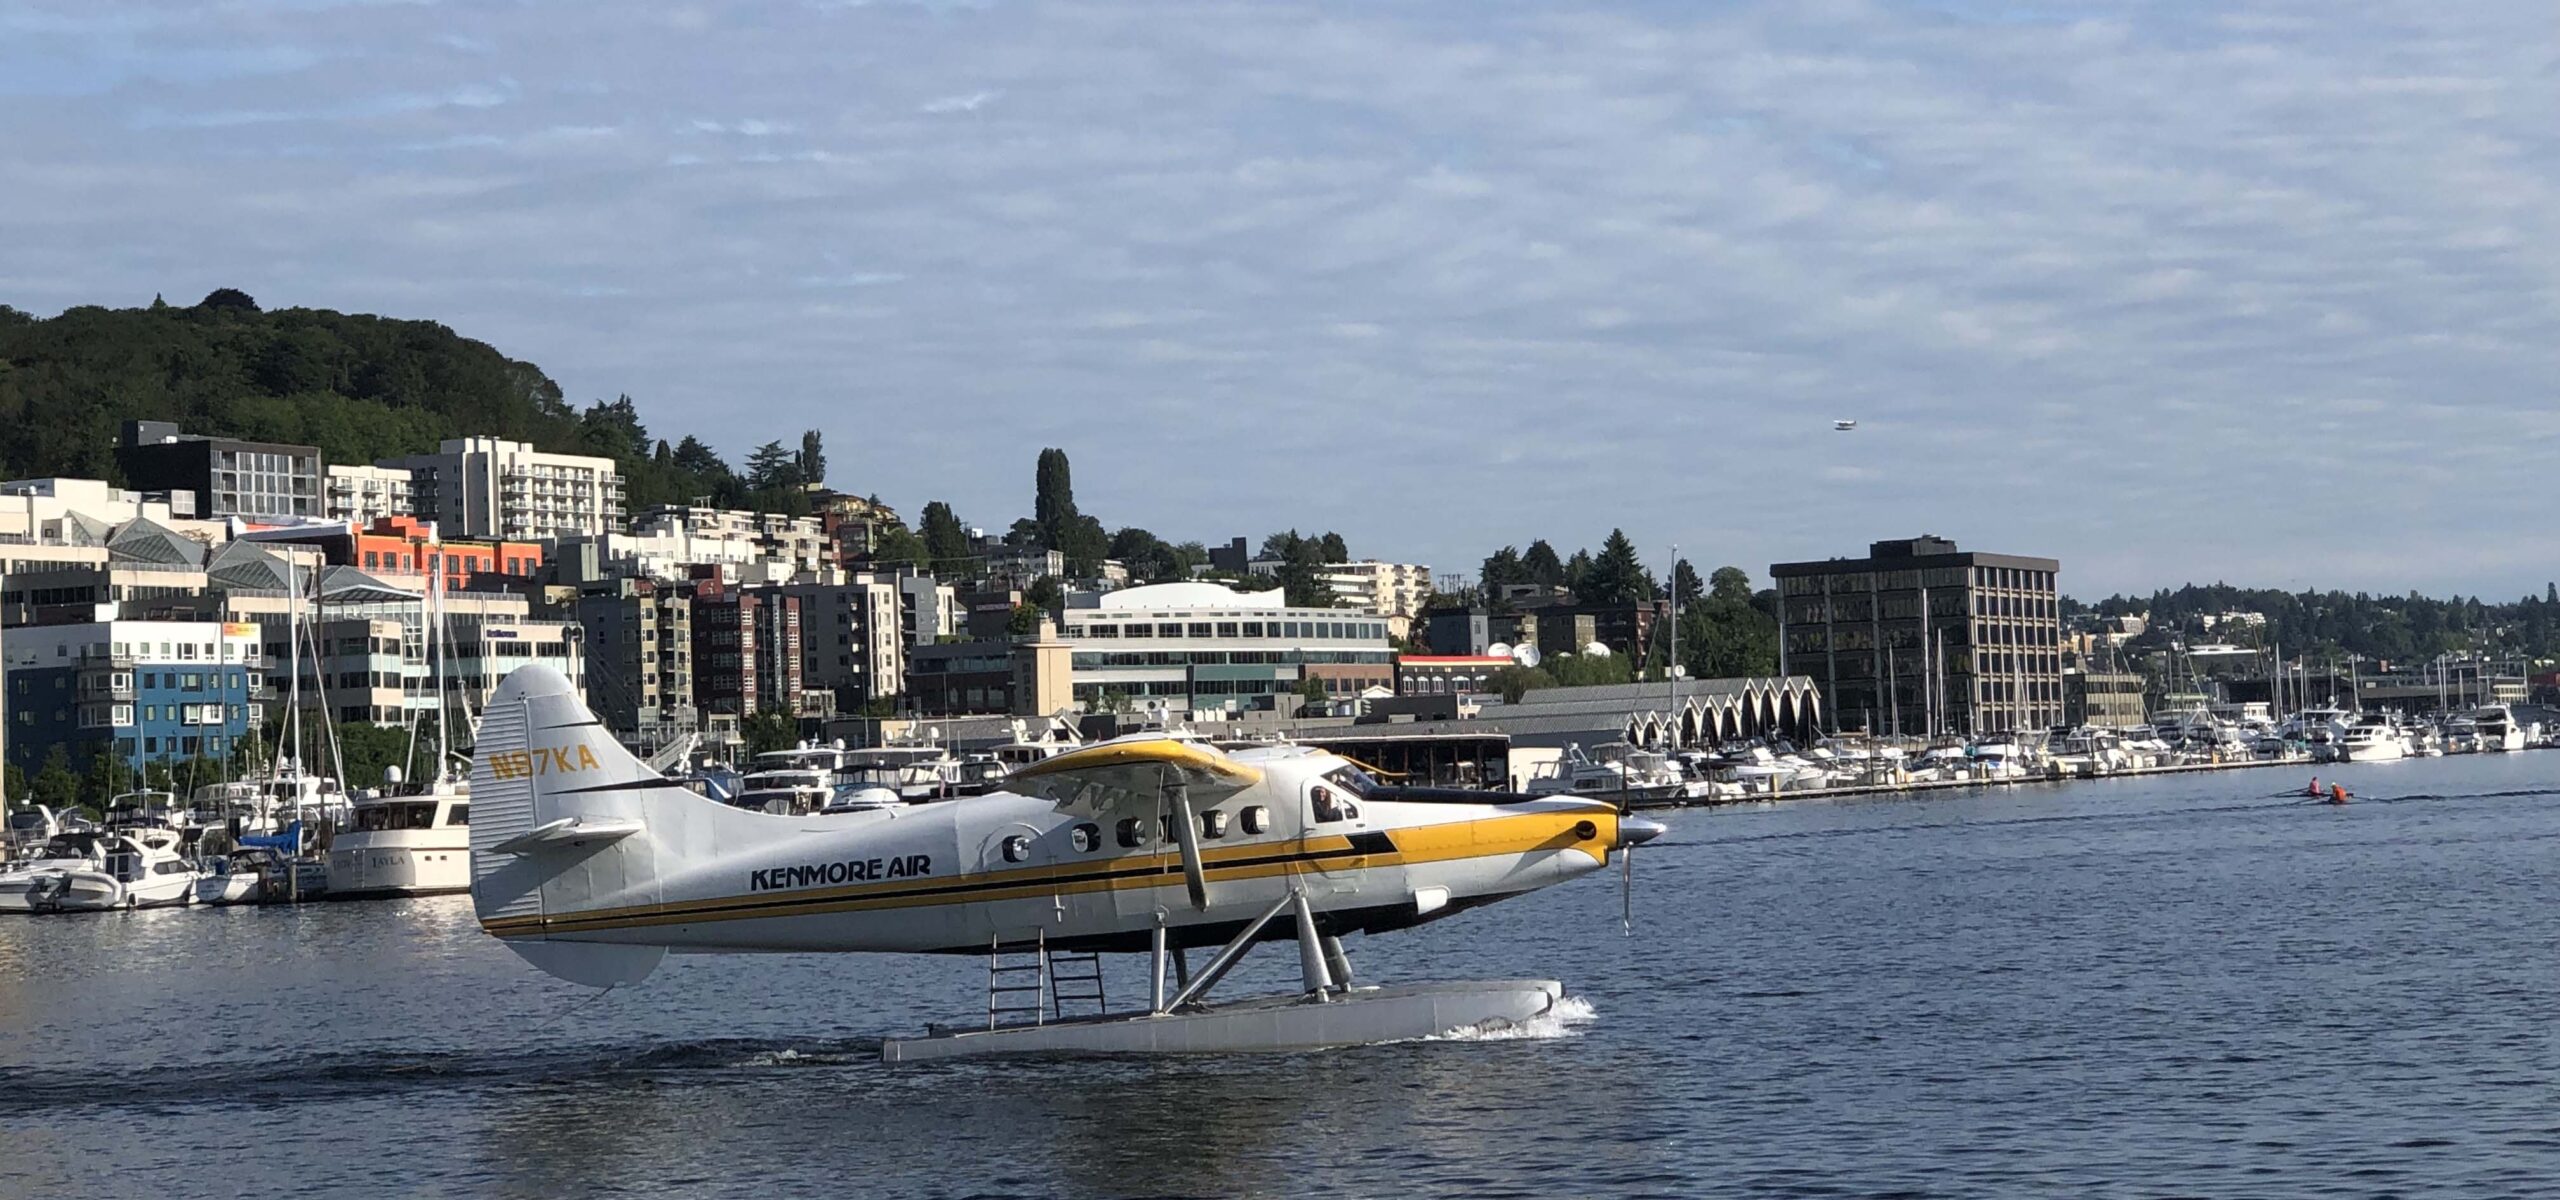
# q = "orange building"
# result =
<box><xmin>349</xmin><ymin>515</ymin><xmax>543</xmax><ymax>587</ymax></box>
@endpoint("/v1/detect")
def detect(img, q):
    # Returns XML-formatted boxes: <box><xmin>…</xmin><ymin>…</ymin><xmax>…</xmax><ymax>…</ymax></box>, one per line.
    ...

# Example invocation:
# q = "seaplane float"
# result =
<box><xmin>468</xmin><ymin>666</ymin><xmax>1663</xmax><ymax>1061</ymax></box>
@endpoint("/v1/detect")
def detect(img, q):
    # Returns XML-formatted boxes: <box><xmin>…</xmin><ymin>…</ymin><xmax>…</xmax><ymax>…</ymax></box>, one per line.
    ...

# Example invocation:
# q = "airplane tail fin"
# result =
<box><xmin>470</xmin><ymin>664</ymin><xmax>675</xmax><ymax>987</ymax></box>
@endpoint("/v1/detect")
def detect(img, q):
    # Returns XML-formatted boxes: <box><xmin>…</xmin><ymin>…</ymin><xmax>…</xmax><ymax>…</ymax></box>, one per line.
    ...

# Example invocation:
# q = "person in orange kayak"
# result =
<box><xmin>2329</xmin><ymin>783</ymin><xmax>2349</xmax><ymax>805</ymax></box>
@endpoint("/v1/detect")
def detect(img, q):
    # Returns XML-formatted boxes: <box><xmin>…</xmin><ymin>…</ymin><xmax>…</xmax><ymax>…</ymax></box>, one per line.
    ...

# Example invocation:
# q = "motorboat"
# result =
<box><xmin>324</xmin><ymin>766</ymin><xmax>470</xmax><ymax>899</ymax></box>
<box><xmin>184</xmin><ymin>780</ymin><xmax>274</xmax><ymax>837</ymax></box>
<box><xmin>731</xmin><ymin>744</ymin><xmax>849</xmax><ymax>815</ymax></box>
<box><xmin>844</xmin><ymin>746</ymin><xmax>966</xmax><ymax>803</ymax></box>
<box><xmin>262</xmin><ymin>766</ymin><xmax>352</xmax><ymax>828</ymax></box>
<box><xmin>35</xmin><ymin>825</ymin><xmax>201</xmax><ymax>912</ymax></box>
<box><xmin>193</xmin><ymin>852</ymin><xmax>269</xmax><ymax>905</ymax></box>
<box><xmin>820</xmin><ymin>782</ymin><xmax>905</xmax><ymax>814</ymax></box>
<box><xmin>0</xmin><ymin>829</ymin><xmax>111</xmax><ymax>914</ymax></box>
<box><xmin>1524</xmin><ymin>741</ymin><xmax>1686</xmax><ymax>801</ymax></box>
<box><xmin>2469</xmin><ymin>705</ymin><xmax>2526</xmax><ymax>753</ymax></box>
<box><xmin>2336</xmin><ymin>715</ymin><xmax>2408</xmax><ymax>763</ymax></box>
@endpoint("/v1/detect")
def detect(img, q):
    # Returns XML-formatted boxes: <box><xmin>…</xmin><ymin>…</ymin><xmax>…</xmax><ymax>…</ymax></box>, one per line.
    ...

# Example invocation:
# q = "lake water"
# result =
<box><xmin>3</xmin><ymin>753</ymin><xmax>2555</xmax><ymax>1198</ymax></box>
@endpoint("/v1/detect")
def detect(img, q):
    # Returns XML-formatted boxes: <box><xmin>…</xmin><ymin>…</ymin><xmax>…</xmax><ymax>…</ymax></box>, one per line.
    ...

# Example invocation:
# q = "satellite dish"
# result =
<box><xmin>383</xmin><ymin>765</ymin><xmax>405</xmax><ymax>787</ymax></box>
<box><xmin>1486</xmin><ymin>641</ymin><xmax>1512</xmax><ymax>660</ymax></box>
<box><xmin>1512</xmin><ymin>643</ymin><xmax>1543</xmax><ymax>669</ymax></box>
<box><xmin>1585</xmin><ymin>641</ymin><xmax>1613</xmax><ymax>658</ymax></box>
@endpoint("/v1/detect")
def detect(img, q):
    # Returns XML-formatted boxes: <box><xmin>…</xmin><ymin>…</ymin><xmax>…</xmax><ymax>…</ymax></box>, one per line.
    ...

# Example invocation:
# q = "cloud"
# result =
<box><xmin>919</xmin><ymin>89</ymin><xmax>1001</xmax><ymax>114</ymax></box>
<box><xmin>0</xmin><ymin>0</ymin><xmax>2553</xmax><ymax>596</ymax></box>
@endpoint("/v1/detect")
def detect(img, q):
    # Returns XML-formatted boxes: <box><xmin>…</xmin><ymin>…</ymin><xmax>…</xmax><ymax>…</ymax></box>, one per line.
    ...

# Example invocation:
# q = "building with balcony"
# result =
<box><xmin>576</xmin><ymin>577</ymin><xmax>696</xmax><ymax>739</ymax></box>
<box><xmin>775</xmin><ymin>576</ymin><xmax>907</xmax><ymax>713</ymax></box>
<box><xmin>1318</xmin><ymin>560</ymin><xmax>1433</xmax><ymax>619</ymax></box>
<box><xmin>691</xmin><ymin>580</ymin><xmax>801</xmax><ymax>716</ymax></box>
<box><xmin>323</xmin><ymin>464</ymin><xmax>414</xmax><ymax>525</ymax></box>
<box><xmin>116</xmin><ymin>421</ymin><xmax>321</xmax><ymax>524</ymax></box>
<box><xmin>386</xmin><ymin>437</ymin><xmax>622</xmax><ymax>542</ymax></box>
<box><xmin>1057</xmin><ymin>582</ymin><xmax>1395</xmax><ymax>713</ymax></box>
<box><xmin>1772</xmin><ymin>535</ymin><xmax>2063</xmax><ymax>736</ymax></box>
<box><xmin>2</xmin><ymin>619</ymin><xmax>264</xmax><ymax>775</ymax></box>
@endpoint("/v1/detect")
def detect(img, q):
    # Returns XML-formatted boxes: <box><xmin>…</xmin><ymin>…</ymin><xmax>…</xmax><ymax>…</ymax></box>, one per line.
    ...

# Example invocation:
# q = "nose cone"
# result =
<box><xmin>1617</xmin><ymin>814</ymin><xmax>1666</xmax><ymax>848</ymax></box>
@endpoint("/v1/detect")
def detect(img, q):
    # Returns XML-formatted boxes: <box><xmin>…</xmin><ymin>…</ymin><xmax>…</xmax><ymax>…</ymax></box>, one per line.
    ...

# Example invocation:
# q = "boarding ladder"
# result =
<box><xmin>985</xmin><ymin>931</ymin><xmax>1109</xmax><ymax>1028</ymax></box>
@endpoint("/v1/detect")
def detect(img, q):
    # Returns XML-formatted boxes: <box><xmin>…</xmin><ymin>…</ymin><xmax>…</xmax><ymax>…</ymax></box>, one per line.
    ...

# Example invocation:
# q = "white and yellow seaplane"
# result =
<box><xmin>468</xmin><ymin>666</ymin><xmax>1662</xmax><ymax>1061</ymax></box>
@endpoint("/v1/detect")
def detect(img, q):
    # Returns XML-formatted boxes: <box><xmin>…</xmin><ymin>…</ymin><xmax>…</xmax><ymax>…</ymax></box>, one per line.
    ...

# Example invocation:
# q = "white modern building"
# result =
<box><xmin>1318</xmin><ymin>559</ymin><xmax>1434</xmax><ymax>620</ymax></box>
<box><xmin>323</xmin><ymin>464</ymin><xmax>414</xmax><ymax>526</ymax></box>
<box><xmin>386</xmin><ymin>437</ymin><xmax>622</xmax><ymax>542</ymax></box>
<box><xmin>1057</xmin><ymin>582</ymin><xmax>1396</xmax><ymax>712</ymax></box>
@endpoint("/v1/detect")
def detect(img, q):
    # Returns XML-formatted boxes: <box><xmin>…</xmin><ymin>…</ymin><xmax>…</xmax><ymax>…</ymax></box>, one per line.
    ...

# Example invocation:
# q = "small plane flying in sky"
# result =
<box><xmin>469</xmin><ymin>666</ymin><xmax>1663</xmax><ymax>1059</ymax></box>
<box><xmin>1834</xmin><ymin>419</ymin><xmax>1857</xmax><ymax>431</ymax></box>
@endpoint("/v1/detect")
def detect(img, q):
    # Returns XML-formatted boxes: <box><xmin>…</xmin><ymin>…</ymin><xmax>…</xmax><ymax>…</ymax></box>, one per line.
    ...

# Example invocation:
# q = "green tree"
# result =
<box><xmin>199</xmin><ymin>287</ymin><xmax>260</xmax><ymax>312</ymax></box>
<box><xmin>1003</xmin><ymin>517</ymin><xmax>1042</xmax><ymax>548</ymax></box>
<box><xmin>1481</xmin><ymin>546</ymin><xmax>1527</xmax><ymax>589</ymax></box>
<box><xmin>1671</xmin><ymin>559</ymin><xmax>1704</xmax><ymax>606</ymax></box>
<box><xmin>1006</xmin><ymin>602</ymin><xmax>1045</xmax><ymax>635</ymax></box>
<box><xmin>1023</xmin><ymin>575</ymin><xmax>1066</xmax><ymax>611</ymax></box>
<box><xmin>744</xmin><ymin>440</ymin><xmax>797</xmax><ymax>491</ymax></box>
<box><xmin>1269</xmin><ymin>531</ymin><xmax>1337</xmax><ymax>608</ymax></box>
<box><xmin>1316</xmin><ymin>531</ymin><xmax>1349</xmax><ymax>563</ymax></box>
<box><xmin>30</xmin><ymin>747</ymin><xmax>78</xmax><ymax>810</ymax></box>
<box><xmin>797</xmin><ymin>430</ymin><xmax>827</xmax><ymax>486</ymax></box>
<box><xmin>1110</xmin><ymin>527</ymin><xmax>1177</xmax><ymax>582</ymax></box>
<box><xmin>1492</xmin><ymin>664</ymin><xmax>1558</xmax><ymax>704</ymax></box>
<box><xmin>1034</xmin><ymin>448</ymin><xmax>1079</xmax><ymax>549</ymax></box>
<box><xmin>1550</xmin><ymin>650</ymin><xmax>1635</xmax><ymax>688</ymax></box>
<box><xmin>1096</xmin><ymin>688</ymin><xmax>1133</xmax><ymax>715</ymax></box>
<box><xmin>1681</xmin><ymin>566</ymin><xmax>1780</xmax><ymax>679</ymax></box>
<box><xmin>1298</xmin><ymin>674</ymin><xmax>1329</xmax><ymax>707</ymax></box>
<box><xmin>870</xmin><ymin>522</ymin><xmax>929</xmax><ymax>568</ymax></box>
<box><xmin>1562</xmin><ymin>549</ymin><xmax>1595</xmax><ymax>594</ymax></box>
<box><xmin>1579</xmin><ymin>530</ymin><xmax>1654</xmax><ymax>607</ymax></box>
<box><xmin>741</xmin><ymin>707</ymin><xmax>798</xmax><ymax>757</ymax></box>
<box><xmin>1522</xmin><ymin>540</ymin><xmax>1564</xmax><ymax>587</ymax></box>
<box><xmin>919</xmin><ymin>501</ymin><xmax>973</xmax><ymax>575</ymax></box>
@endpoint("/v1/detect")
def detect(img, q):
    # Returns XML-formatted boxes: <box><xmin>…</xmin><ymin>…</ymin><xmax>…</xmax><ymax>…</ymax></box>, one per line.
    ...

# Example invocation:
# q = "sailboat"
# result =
<box><xmin>325</xmin><ymin>563</ymin><xmax>470</xmax><ymax>899</ymax></box>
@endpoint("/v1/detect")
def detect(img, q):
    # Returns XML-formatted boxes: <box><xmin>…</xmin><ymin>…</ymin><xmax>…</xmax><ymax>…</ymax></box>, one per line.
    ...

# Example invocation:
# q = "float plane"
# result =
<box><xmin>469</xmin><ymin>666</ymin><xmax>1662</xmax><ymax>1061</ymax></box>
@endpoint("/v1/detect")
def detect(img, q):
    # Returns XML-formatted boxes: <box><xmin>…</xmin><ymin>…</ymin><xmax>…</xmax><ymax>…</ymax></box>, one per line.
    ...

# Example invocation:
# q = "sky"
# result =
<box><xmin>2</xmin><ymin>0</ymin><xmax>2553</xmax><ymax>600</ymax></box>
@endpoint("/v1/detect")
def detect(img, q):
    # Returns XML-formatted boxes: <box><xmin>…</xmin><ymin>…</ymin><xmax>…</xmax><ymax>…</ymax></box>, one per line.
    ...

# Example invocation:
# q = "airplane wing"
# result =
<box><xmin>1007</xmin><ymin>738</ymin><xmax>1262</xmax><ymax>812</ymax></box>
<box><xmin>1007</xmin><ymin>738</ymin><xmax>1266</xmax><ymax>911</ymax></box>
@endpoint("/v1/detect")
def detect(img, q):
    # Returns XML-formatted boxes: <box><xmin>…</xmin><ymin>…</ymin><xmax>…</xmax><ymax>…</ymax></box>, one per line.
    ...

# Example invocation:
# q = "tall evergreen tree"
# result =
<box><xmin>1579</xmin><ymin>530</ymin><xmax>1654</xmax><ymax>607</ymax></box>
<box><xmin>1316</xmin><ymin>531</ymin><xmax>1349</xmax><ymax>563</ymax></box>
<box><xmin>919</xmin><ymin>501</ymin><xmax>972</xmax><ymax>575</ymax></box>
<box><xmin>797</xmin><ymin>430</ymin><xmax>826</xmax><ymax>486</ymax></box>
<box><xmin>1522</xmin><ymin>540</ymin><xmax>1564</xmax><ymax>587</ymax></box>
<box><xmin>1033</xmin><ymin>448</ymin><xmax>1078</xmax><ymax>549</ymax></box>
<box><xmin>1671</xmin><ymin>559</ymin><xmax>1704</xmax><ymax>606</ymax></box>
<box><xmin>1481</xmin><ymin>546</ymin><xmax>1527</xmax><ymax>588</ymax></box>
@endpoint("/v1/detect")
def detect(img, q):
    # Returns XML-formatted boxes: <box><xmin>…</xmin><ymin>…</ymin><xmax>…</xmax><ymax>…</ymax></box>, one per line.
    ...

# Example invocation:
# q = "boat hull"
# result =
<box><xmin>325</xmin><ymin>837</ymin><xmax>471</xmax><ymax>899</ymax></box>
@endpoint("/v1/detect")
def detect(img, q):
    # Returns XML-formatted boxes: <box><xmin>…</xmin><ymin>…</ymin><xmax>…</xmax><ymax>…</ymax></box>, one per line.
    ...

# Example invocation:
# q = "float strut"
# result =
<box><xmin>1293</xmin><ymin>890</ymin><xmax>1335</xmax><ymax>1000</ymax></box>
<box><xmin>1321</xmin><ymin>934</ymin><xmax>1353</xmax><ymax>992</ymax></box>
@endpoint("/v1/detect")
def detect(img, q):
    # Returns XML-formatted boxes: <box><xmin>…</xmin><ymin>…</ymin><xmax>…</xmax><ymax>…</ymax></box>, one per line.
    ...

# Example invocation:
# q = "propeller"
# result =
<box><xmin>1161</xmin><ymin>766</ymin><xmax>1211</xmax><ymax>910</ymax></box>
<box><xmin>1616</xmin><ymin>812</ymin><xmax>1665</xmax><ymax>937</ymax></box>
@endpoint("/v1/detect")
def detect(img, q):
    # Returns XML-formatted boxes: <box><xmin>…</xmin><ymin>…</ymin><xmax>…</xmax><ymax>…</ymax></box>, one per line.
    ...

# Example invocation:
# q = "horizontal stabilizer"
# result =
<box><xmin>489</xmin><ymin>815</ymin><xmax>647</xmax><ymax>856</ymax></box>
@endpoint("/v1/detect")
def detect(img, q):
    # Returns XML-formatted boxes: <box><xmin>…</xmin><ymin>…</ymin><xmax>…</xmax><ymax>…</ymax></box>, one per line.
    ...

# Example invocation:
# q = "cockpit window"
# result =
<box><xmin>1322</xmin><ymin>764</ymin><xmax>1379</xmax><ymax>798</ymax></box>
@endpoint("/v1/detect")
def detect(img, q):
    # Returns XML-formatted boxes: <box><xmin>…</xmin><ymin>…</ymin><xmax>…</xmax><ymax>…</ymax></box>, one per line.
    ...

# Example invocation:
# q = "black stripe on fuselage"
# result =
<box><xmin>524</xmin><ymin>829</ymin><xmax>1402</xmax><ymax>931</ymax></box>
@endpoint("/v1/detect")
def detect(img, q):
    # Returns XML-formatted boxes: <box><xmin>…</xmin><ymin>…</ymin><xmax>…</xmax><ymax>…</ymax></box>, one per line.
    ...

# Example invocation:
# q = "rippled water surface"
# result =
<box><xmin>4</xmin><ymin>754</ymin><xmax>2556</xmax><ymax>1199</ymax></box>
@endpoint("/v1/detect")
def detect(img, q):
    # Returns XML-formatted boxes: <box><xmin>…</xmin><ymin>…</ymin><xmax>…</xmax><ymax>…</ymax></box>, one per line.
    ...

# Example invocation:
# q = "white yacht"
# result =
<box><xmin>36</xmin><ymin>824</ymin><xmax>201</xmax><ymax>911</ymax></box>
<box><xmin>0</xmin><ymin>829</ymin><xmax>111</xmax><ymax>914</ymax></box>
<box><xmin>2336</xmin><ymin>715</ymin><xmax>2408</xmax><ymax>763</ymax></box>
<box><xmin>2469</xmin><ymin>705</ymin><xmax>2526</xmax><ymax>753</ymax></box>
<box><xmin>844</xmin><ymin>746</ymin><xmax>966</xmax><ymax>803</ymax></box>
<box><xmin>731</xmin><ymin>744</ymin><xmax>849</xmax><ymax>815</ymax></box>
<box><xmin>1526</xmin><ymin>741</ymin><xmax>1687</xmax><ymax>800</ymax></box>
<box><xmin>325</xmin><ymin>769</ymin><xmax>471</xmax><ymax>899</ymax></box>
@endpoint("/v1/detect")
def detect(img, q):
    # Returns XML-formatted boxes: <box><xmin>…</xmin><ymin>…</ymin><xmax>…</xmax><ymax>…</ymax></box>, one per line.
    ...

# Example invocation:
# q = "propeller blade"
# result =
<box><xmin>1164</xmin><ymin>769</ymin><xmax>1211</xmax><ymax>910</ymax></box>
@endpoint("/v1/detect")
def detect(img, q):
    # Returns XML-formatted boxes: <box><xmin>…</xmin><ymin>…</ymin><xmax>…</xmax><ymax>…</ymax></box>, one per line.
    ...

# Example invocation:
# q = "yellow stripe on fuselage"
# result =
<box><xmin>479</xmin><ymin>808</ymin><xmax>1612</xmax><ymax>938</ymax></box>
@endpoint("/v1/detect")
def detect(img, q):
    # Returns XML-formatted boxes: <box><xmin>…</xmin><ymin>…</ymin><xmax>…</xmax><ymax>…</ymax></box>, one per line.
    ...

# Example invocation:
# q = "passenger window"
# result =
<box><xmin>1071</xmin><ymin>822</ymin><xmax>1101</xmax><ymax>853</ymax></box>
<box><xmin>1115</xmin><ymin>817</ymin><xmax>1148</xmax><ymax>848</ymax></box>
<box><xmin>1001</xmin><ymin>835</ymin><xmax>1030</xmax><ymax>864</ymax></box>
<box><xmin>1241</xmin><ymin>805</ymin><xmax>1269</xmax><ymax>835</ymax></box>
<box><xmin>1310</xmin><ymin>785</ymin><xmax>1345</xmax><ymax>824</ymax></box>
<box><xmin>1200</xmin><ymin>810</ymin><xmax>1229</xmax><ymax>840</ymax></box>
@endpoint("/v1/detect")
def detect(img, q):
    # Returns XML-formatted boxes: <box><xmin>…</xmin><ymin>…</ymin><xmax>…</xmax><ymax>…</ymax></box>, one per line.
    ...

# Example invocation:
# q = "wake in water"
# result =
<box><xmin>1427</xmin><ymin>994</ymin><xmax>1599</xmax><ymax>1043</ymax></box>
